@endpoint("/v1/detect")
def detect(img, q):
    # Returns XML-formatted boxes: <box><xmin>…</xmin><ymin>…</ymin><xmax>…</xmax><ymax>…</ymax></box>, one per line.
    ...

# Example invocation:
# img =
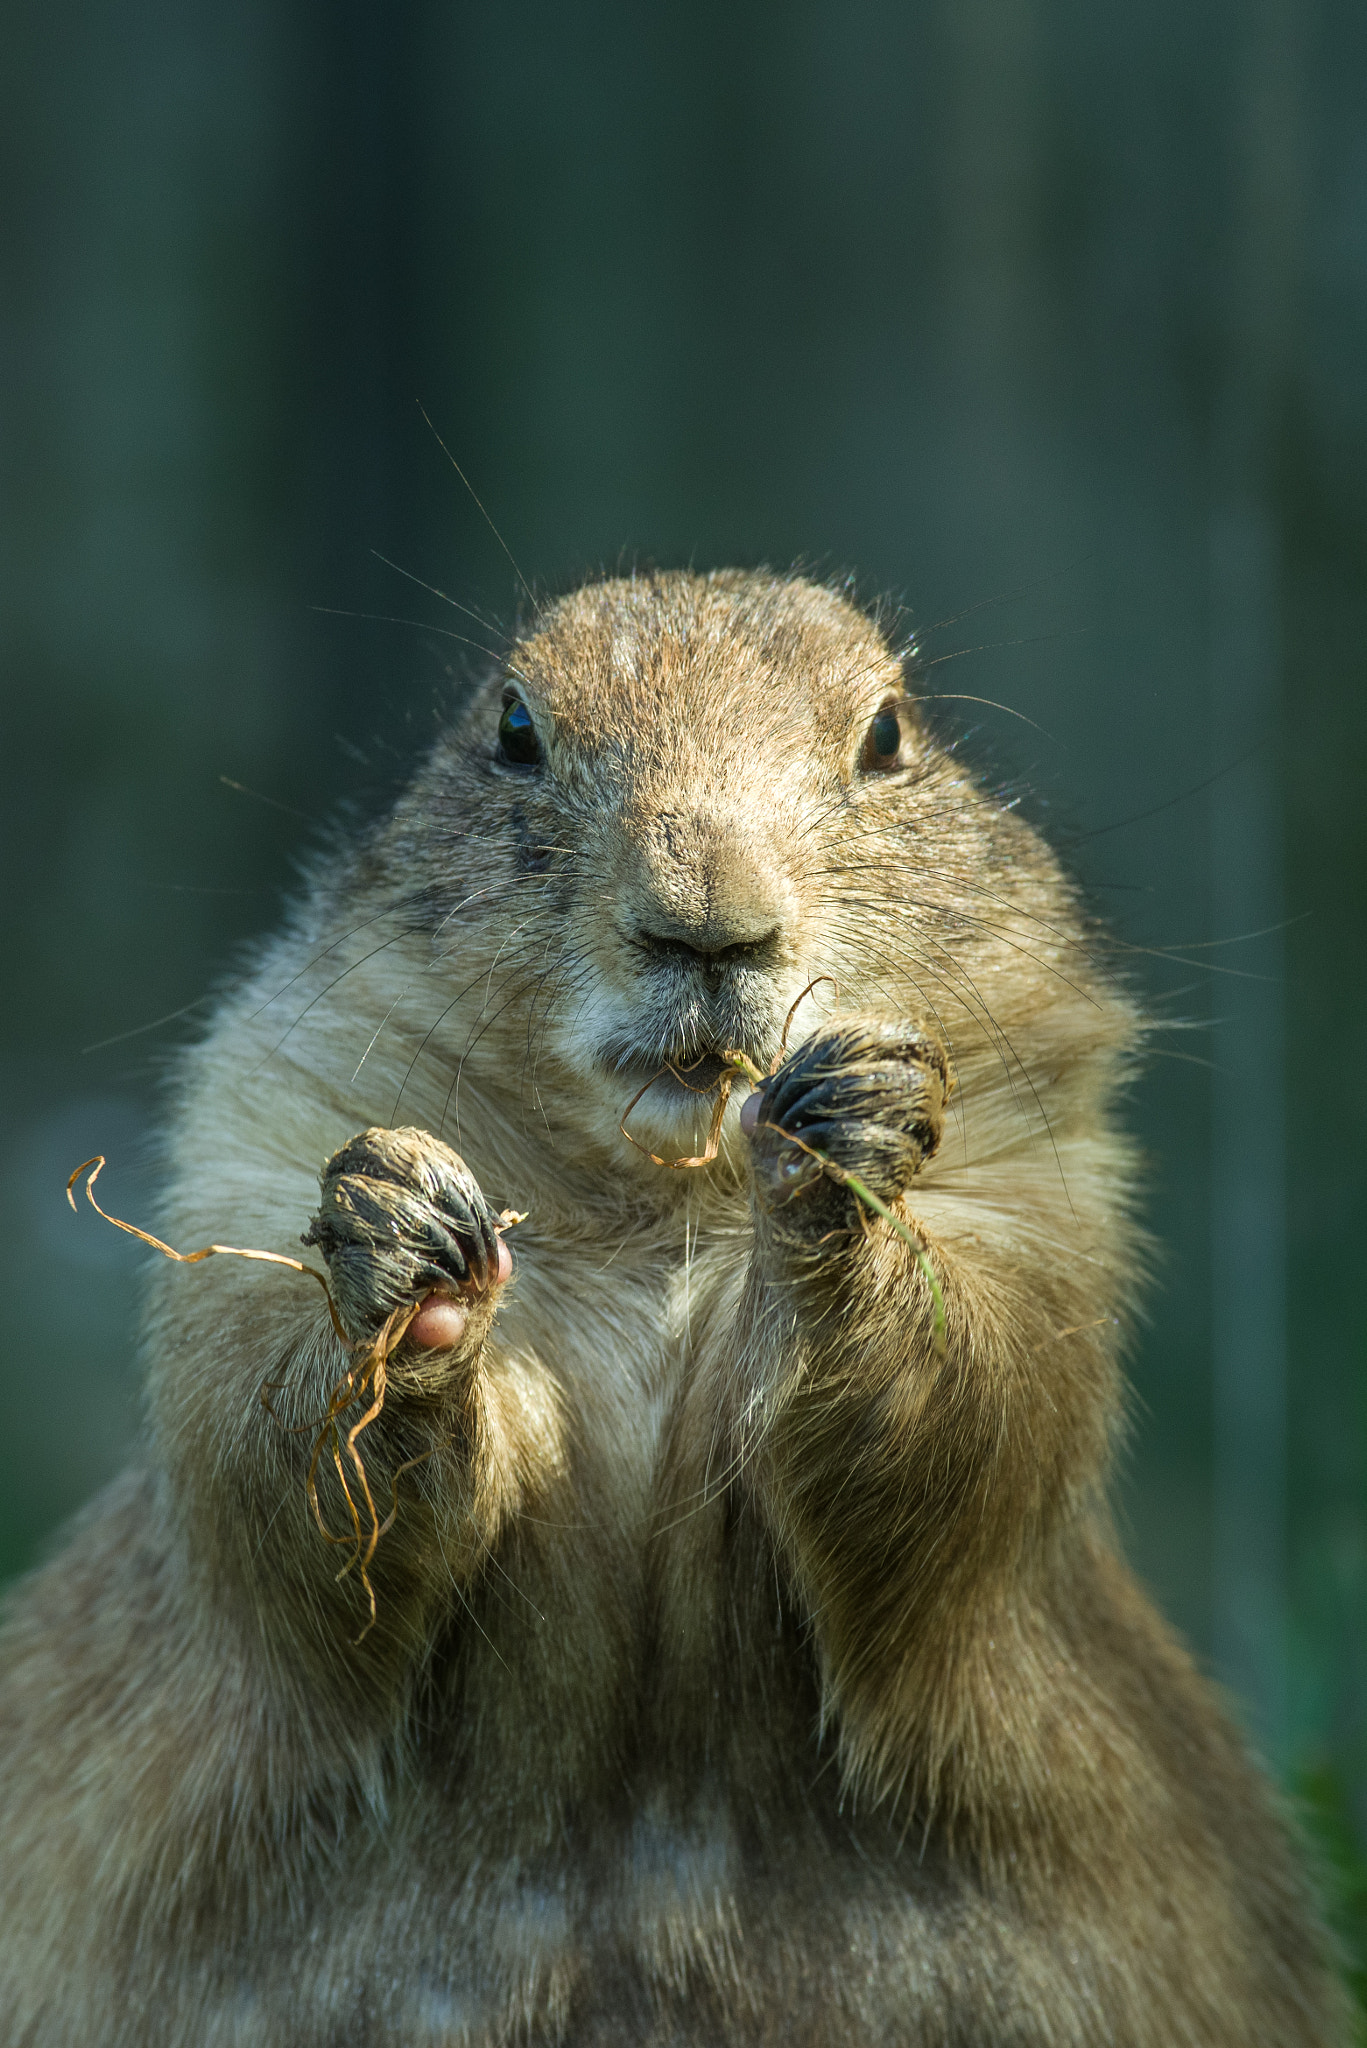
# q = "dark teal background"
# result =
<box><xmin>3</xmin><ymin>0</ymin><xmax>1364</xmax><ymax>1955</ymax></box>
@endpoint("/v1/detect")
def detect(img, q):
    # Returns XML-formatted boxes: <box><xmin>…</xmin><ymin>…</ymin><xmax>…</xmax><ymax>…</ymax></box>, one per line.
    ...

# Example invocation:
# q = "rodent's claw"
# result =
<box><xmin>746</xmin><ymin>1017</ymin><xmax>948</xmax><ymax>1234</ymax></box>
<box><xmin>302</xmin><ymin>1125</ymin><xmax>505</xmax><ymax>1345</ymax></box>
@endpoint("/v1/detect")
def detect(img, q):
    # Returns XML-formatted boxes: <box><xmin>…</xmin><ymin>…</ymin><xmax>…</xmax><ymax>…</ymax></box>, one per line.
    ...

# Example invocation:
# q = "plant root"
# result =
<box><xmin>618</xmin><ymin>1060</ymin><xmax>738</xmax><ymax>1168</ymax></box>
<box><xmin>66</xmin><ymin>1154</ymin><xmax>348</xmax><ymax>1343</ymax></box>
<box><xmin>298</xmin><ymin>1296</ymin><xmax>424</xmax><ymax>1641</ymax></box>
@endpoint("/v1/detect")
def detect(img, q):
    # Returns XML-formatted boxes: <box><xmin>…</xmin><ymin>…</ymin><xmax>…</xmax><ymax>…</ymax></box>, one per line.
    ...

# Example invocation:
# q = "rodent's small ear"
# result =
<box><xmin>497</xmin><ymin>692</ymin><xmax>543</xmax><ymax>769</ymax></box>
<box><xmin>859</xmin><ymin>700</ymin><xmax>906</xmax><ymax>775</ymax></box>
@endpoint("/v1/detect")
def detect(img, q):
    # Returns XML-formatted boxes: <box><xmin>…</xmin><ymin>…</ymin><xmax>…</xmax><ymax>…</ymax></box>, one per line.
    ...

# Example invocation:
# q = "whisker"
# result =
<box><xmin>415</xmin><ymin>402</ymin><xmax>539</xmax><ymax>612</ymax></box>
<box><xmin>249</xmin><ymin>923</ymin><xmax>426</xmax><ymax>1073</ymax></box>
<box><xmin>813</xmin><ymin>910</ymin><xmax>1073</xmax><ymax>1201</ymax></box>
<box><xmin>818</xmin><ymin>883</ymin><xmax>1104</xmax><ymax>1012</ymax></box>
<box><xmin>247</xmin><ymin>887</ymin><xmax>436</xmax><ymax>1020</ymax></box>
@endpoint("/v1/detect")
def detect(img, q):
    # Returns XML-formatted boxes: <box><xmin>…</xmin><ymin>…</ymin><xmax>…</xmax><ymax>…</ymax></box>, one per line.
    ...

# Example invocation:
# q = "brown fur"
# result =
<box><xmin>0</xmin><ymin>570</ymin><xmax>1347</xmax><ymax>2044</ymax></box>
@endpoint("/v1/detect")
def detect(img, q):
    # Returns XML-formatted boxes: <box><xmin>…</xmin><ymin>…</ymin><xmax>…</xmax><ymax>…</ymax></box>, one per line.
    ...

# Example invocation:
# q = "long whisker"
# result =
<box><xmin>911</xmin><ymin>693</ymin><xmax>1053</xmax><ymax>737</ymax></box>
<box><xmin>369</xmin><ymin>550</ymin><xmax>511</xmax><ymax>641</ymax></box>
<box><xmin>416</xmin><ymin>403</ymin><xmax>538</xmax><ymax>612</ymax></box>
<box><xmin>389</xmin><ymin>937</ymin><xmax>553</xmax><ymax>1127</ymax></box>
<box><xmin>248</xmin><ymin>888</ymin><xmax>437</xmax><ymax>1020</ymax></box>
<box><xmin>248</xmin><ymin>923</ymin><xmax>427</xmax><ymax>1073</ymax></box>
<box><xmin>309</xmin><ymin>604</ymin><xmax>512</xmax><ymax>665</ymax></box>
<box><xmin>817</xmin><ymin>880</ymin><xmax>1104</xmax><ymax>1012</ymax></box>
<box><xmin>821</xmin><ymin>910</ymin><xmax>1075</xmax><ymax>1208</ymax></box>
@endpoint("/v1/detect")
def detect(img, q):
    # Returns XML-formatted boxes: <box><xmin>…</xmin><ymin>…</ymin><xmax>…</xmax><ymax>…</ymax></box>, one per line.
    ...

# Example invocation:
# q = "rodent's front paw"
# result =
<box><xmin>742</xmin><ymin>1017</ymin><xmax>949</xmax><ymax>1238</ymax></box>
<box><xmin>302</xmin><ymin>1126</ymin><xmax>506</xmax><ymax>1348</ymax></box>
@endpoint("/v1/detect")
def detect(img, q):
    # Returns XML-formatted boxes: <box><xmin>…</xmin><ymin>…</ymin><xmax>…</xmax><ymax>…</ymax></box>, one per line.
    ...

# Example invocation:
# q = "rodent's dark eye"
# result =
<box><xmin>498</xmin><ymin>697</ymin><xmax>542</xmax><ymax>767</ymax></box>
<box><xmin>861</xmin><ymin>704</ymin><xmax>903</xmax><ymax>773</ymax></box>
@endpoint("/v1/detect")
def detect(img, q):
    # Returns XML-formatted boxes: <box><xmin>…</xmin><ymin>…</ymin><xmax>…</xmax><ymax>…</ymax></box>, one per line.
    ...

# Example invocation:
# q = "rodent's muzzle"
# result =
<box><xmin>591</xmin><ymin>801</ymin><xmax>798</xmax><ymax>1083</ymax></box>
<box><xmin>617</xmin><ymin>806</ymin><xmax>791</xmax><ymax>977</ymax></box>
<box><xmin>630</xmin><ymin>913</ymin><xmax>784</xmax><ymax>992</ymax></box>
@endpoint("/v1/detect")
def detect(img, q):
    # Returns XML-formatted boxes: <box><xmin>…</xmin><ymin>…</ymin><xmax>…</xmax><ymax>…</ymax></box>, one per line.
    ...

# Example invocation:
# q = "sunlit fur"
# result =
<box><xmin>0</xmin><ymin>571</ymin><xmax>1346</xmax><ymax>2044</ymax></box>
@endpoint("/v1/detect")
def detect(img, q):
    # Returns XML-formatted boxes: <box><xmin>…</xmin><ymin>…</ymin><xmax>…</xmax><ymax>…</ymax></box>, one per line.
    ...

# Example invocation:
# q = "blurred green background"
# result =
<box><xmin>2</xmin><ymin>0</ymin><xmax>1364</xmax><ymax>1987</ymax></box>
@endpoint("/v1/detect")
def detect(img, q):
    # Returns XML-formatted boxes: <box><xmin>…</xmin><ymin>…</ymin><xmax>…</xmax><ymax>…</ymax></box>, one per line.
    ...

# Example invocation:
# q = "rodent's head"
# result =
<box><xmin>385</xmin><ymin>568</ymin><xmax>1072</xmax><ymax>1170</ymax></box>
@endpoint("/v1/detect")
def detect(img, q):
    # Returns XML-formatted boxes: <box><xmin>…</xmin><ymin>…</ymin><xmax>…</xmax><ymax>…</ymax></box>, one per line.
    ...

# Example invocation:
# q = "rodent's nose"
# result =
<box><xmin>620</xmin><ymin>806</ymin><xmax>789</xmax><ymax>983</ymax></box>
<box><xmin>634</xmin><ymin>915</ymin><xmax>782</xmax><ymax>982</ymax></box>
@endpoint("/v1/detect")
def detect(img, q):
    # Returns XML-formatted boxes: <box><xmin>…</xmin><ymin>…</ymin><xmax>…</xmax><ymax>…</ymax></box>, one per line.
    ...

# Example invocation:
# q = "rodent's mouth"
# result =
<box><xmin>592</xmin><ymin>1006</ymin><xmax>774</xmax><ymax>1113</ymax></box>
<box><xmin>603</xmin><ymin>1048</ymin><xmax>734</xmax><ymax>1096</ymax></box>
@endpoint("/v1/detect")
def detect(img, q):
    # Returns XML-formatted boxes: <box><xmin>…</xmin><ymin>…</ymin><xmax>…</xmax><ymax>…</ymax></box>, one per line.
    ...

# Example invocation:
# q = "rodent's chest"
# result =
<box><xmin>486</xmin><ymin>1220</ymin><xmax>748</xmax><ymax>1508</ymax></box>
<box><xmin>429</xmin><ymin>1222</ymin><xmax>763</xmax><ymax>1814</ymax></box>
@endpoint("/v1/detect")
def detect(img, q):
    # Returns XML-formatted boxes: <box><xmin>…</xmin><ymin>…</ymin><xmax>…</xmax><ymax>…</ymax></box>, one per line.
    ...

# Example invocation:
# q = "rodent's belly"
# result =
<box><xmin>237</xmin><ymin>1800</ymin><xmax>978</xmax><ymax>2047</ymax></box>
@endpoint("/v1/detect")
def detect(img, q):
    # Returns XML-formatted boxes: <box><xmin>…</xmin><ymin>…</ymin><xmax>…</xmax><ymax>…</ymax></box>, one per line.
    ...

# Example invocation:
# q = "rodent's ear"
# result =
<box><xmin>859</xmin><ymin>700</ymin><xmax>906</xmax><ymax>774</ymax></box>
<box><xmin>497</xmin><ymin>691</ymin><xmax>543</xmax><ymax>769</ymax></box>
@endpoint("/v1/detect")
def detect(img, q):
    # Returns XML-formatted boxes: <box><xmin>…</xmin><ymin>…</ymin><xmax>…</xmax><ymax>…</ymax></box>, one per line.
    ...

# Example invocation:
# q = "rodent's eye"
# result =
<box><xmin>860</xmin><ymin>703</ymin><xmax>903</xmax><ymax>774</ymax></box>
<box><xmin>498</xmin><ymin>697</ymin><xmax>542</xmax><ymax>768</ymax></box>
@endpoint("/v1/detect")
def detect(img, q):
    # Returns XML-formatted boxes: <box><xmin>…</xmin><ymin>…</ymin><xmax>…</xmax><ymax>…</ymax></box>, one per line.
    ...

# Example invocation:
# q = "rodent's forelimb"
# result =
<box><xmin>737</xmin><ymin>1016</ymin><xmax>1131</xmax><ymax>1864</ymax></box>
<box><xmin>141</xmin><ymin>1126</ymin><xmax>521</xmax><ymax>1739</ymax></box>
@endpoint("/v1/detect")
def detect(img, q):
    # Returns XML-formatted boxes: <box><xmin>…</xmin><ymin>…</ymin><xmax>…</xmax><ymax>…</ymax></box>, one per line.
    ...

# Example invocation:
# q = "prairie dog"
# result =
<box><xmin>0</xmin><ymin>570</ymin><xmax>1345</xmax><ymax>2045</ymax></box>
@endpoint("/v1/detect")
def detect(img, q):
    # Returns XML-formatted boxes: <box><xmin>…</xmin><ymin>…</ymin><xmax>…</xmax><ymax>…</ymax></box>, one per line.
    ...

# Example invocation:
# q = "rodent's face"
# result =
<box><xmin>414</xmin><ymin>571</ymin><xmax>997</xmax><ymax>1166</ymax></box>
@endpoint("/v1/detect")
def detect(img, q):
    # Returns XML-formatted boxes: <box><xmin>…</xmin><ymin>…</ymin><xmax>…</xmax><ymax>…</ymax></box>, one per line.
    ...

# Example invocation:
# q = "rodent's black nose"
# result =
<box><xmin>634</xmin><ymin>921</ymin><xmax>782</xmax><ymax>980</ymax></box>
